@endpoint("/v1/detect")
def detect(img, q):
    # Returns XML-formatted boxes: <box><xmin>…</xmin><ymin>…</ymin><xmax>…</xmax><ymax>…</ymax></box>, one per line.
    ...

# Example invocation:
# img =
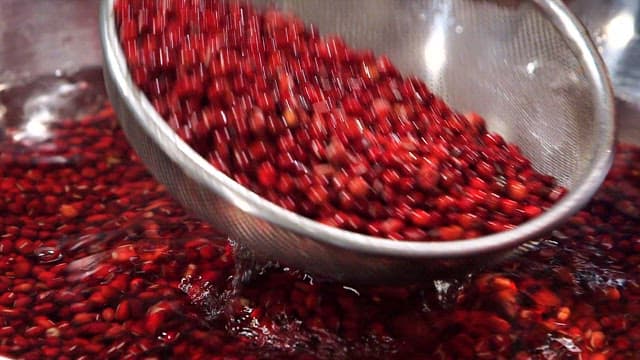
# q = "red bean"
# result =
<box><xmin>115</xmin><ymin>0</ymin><xmax>564</xmax><ymax>242</ymax></box>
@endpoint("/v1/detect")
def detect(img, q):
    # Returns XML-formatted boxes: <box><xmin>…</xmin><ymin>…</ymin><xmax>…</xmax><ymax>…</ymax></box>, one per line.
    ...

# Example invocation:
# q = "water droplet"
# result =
<box><xmin>34</xmin><ymin>246</ymin><xmax>63</xmax><ymax>264</ymax></box>
<box><xmin>343</xmin><ymin>286</ymin><xmax>361</xmax><ymax>296</ymax></box>
<box><xmin>551</xmin><ymin>336</ymin><xmax>582</xmax><ymax>353</ymax></box>
<box><xmin>526</xmin><ymin>60</ymin><xmax>539</xmax><ymax>75</ymax></box>
<box><xmin>157</xmin><ymin>331</ymin><xmax>180</xmax><ymax>344</ymax></box>
<box><xmin>302</xmin><ymin>273</ymin><xmax>314</xmax><ymax>285</ymax></box>
<box><xmin>455</xmin><ymin>25</ymin><xmax>464</xmax><ymax>34</ymax></box>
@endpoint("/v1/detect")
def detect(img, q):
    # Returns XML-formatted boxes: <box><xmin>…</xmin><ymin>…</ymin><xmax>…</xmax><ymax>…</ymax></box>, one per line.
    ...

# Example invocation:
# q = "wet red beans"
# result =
<box><xmin>114</xmin><ymin>0</ymin><xmax>564</xmax><ymax>241</ymax></box>
<box><xmin>0</xmin><ymin>97</ymin><xmax>639</xmax><ymax>358</ymax></box>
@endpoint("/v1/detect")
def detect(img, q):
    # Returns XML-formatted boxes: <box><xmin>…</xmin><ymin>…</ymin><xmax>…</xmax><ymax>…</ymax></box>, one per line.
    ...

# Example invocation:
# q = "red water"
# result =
<box><xmin>0</xmin><ymin>72</ymin><xmax>638</xmax><ymax>359</ymax></box>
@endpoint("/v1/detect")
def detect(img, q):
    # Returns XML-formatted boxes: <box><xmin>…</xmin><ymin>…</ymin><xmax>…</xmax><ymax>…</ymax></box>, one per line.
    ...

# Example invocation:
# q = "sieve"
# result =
<box><xmin>100</xmin><ymin>0</ymin><xmax>615</xmax><ymax>284</ymax></box>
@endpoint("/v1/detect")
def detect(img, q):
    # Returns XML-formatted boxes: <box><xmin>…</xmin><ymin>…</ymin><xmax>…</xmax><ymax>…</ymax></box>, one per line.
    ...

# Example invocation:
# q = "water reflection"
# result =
<box><xmin>0</xmin><ymin>67</ymin><xmax>106</xmax><ymax>142</ymax></box>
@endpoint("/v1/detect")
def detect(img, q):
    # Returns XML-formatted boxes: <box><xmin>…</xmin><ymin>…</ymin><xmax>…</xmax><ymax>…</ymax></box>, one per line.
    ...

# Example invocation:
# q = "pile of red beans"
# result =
<box><xmin>115</xmin><ymin>0</ymin><xmax>564</xmax><ymax>241</ymax></box>
<box><xmin>0</xmin><ymin>104</ymin><xmax>639</xmax><ymax>359</ymax></box>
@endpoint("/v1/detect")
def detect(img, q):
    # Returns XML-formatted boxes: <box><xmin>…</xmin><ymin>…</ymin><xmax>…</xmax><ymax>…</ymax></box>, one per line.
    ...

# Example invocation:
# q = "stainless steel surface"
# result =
<box><xmin>100</xmin><ymin>0</ymin><xmax>616</xmax><ymax>283</ymax></box>
<box><xmin>569</xmin><ymin>0</ymin><xmax>640</xmax><ymax>104</ymax></box>
<box><xmin>0</xmin><ymin>0</ymin><xmax>105</xmax><ymax>142</ymax></box>
<box><xmin>0</xmin><ymin>0</ymin><xmax>102</xmax><ymax>81</ymax></box>
<box><xmin>568</xmin><ymin>0</ymin><xmax>640</xmax><ymax>144</ymax></box>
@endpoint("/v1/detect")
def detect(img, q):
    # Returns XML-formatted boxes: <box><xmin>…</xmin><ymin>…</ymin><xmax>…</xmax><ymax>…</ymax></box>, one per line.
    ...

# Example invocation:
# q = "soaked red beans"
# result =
<box><xmin>0</xmin><ymin>82</ymin><xmax>639</xmax><ymax>358</ymax></box>
<box><xmin>114</xmin><ymin>0</ymin><xmax>565</xmax><ymax>241</ymax></box>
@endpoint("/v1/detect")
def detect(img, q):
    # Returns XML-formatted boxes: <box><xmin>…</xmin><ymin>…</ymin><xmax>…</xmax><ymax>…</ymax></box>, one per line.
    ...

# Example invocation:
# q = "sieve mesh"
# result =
<box><xmin>251</xmin><ymin>0</ymin><xmax>595</xmax><ymax>188</ymax></box>
<box><xmin>101</xmin><ymin>0</ymin><xmax>615</xmax><ymax>283</ymax></box>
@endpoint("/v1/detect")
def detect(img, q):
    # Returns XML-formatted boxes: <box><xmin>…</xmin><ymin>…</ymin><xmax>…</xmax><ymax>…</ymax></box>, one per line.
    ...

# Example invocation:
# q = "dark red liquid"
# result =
<box><xmin>0</xmin><ymin>79</ymin><xmax>639</xmax><ymax>358</ymax></box>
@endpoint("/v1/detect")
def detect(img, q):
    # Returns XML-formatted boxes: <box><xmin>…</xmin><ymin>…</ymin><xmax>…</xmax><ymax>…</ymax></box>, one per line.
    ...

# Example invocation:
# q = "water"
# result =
<box><xmin>1</xmin><ymin>70</ymin><xmax>639</xmax><ymax>359</ymax></box>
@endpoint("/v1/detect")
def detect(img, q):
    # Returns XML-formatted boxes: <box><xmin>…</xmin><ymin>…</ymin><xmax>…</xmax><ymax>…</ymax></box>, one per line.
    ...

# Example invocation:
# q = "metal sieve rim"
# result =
<box><xmin>100</xmin><ymin>0</ymin><xmax>615</xmax><ymax>259</ymax></box>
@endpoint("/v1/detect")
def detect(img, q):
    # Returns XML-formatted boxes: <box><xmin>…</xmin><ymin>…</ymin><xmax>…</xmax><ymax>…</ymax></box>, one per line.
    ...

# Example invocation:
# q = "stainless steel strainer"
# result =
<box><xmin>100</xmin><ymin>0</ymin><xmax>615</xmax><ymax>284</ymax></box>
